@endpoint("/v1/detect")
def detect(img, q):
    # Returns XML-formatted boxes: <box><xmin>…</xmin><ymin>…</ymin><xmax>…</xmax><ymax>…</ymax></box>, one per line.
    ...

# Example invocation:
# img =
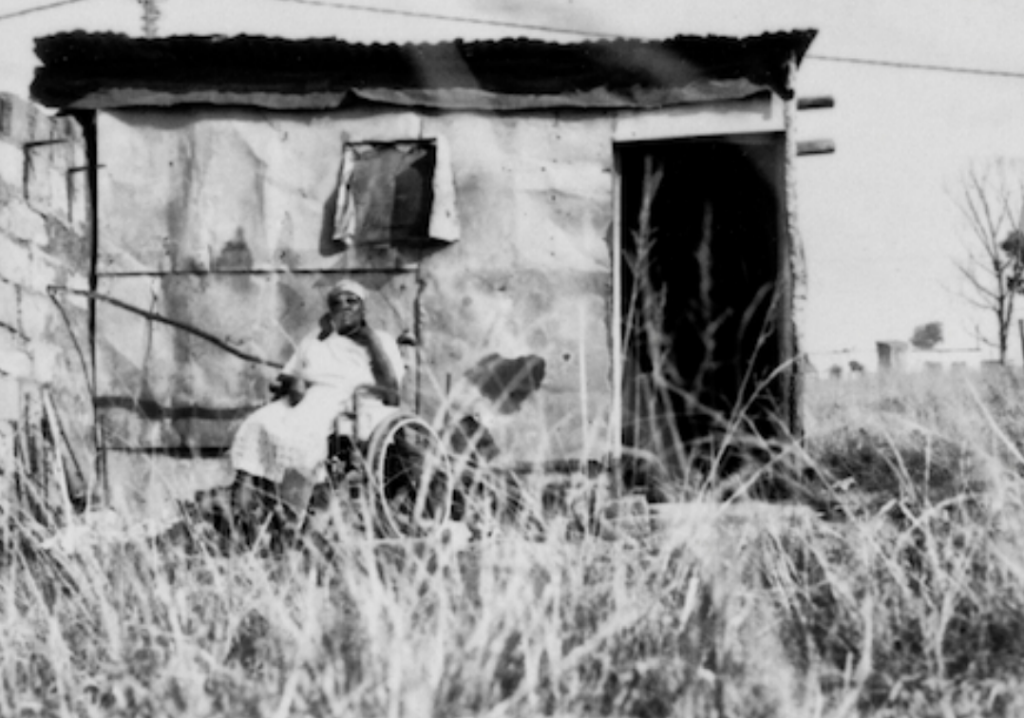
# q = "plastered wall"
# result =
<box><xmin>93</xmin><ymin>106</ymin><xmax>617</xmax><ymax>506</ymax></box>
<box><xmin>0</xmin><ymin>93</ymin><xmax>94</xmax><ymax>506</ymax></box>
<box><xmin>413</xmin><ymin>112</ymin><xmax>615</xmax><ymax>461</ymax></box>
<box><xmin>92</xmin><ymin>99</ymin><xmax>798</xmax><ymax>515</ymax></box>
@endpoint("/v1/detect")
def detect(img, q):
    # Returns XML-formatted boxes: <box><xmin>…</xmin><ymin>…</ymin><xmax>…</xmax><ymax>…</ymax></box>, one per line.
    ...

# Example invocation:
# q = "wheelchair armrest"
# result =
<box><xmin>353</xmin><ymin>383</ymin><xmax>400</xmax><ymax>408</ymax></box>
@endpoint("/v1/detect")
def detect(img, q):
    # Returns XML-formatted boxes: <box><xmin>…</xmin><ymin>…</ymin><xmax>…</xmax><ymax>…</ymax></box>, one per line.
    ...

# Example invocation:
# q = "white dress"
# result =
<box><xmin>229</xmin><ymin>329</ymin><xmax>405</xmax><ymax>484</ymax></box>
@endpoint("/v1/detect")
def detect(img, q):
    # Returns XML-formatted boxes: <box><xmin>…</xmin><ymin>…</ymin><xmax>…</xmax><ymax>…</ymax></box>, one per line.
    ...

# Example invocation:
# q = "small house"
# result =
<box><xmin>31</xmin><ymin>30</ymin><xmax>816</xmax><ymax>508</ymax></box>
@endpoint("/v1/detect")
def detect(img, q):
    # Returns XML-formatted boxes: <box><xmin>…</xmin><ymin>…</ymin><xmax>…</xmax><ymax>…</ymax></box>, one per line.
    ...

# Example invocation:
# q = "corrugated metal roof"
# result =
<box><xmin>31</xmin><ymin>30</ymin><xmax>816</xmax><ymax>111</ymax></box>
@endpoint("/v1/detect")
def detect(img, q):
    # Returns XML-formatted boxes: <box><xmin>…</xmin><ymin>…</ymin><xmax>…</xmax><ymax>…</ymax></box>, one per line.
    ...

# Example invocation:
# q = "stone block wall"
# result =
<box><xmin>0</xmin><ymin>92</ymin><xmax>94</xmax><ymax>509</ymax></box>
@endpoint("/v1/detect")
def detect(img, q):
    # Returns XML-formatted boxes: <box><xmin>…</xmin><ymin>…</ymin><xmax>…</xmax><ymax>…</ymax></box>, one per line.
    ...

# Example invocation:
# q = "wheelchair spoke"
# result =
<box><xmin>366</xmin><ymin>414</ymin><xmax>453</xmax><ymax>538</ymax></box>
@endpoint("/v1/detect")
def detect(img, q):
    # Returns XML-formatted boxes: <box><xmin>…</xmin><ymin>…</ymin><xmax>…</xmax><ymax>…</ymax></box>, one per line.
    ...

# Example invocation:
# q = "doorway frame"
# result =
<box><xmin>609</xmin><ymin>94</ymin><xmax>795</xmax><ymax>462</ymax></box>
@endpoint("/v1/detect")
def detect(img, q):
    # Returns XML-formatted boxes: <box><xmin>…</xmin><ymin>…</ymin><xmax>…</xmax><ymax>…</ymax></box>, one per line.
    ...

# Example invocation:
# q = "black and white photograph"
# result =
<box><xmin>1</xmin><ymin>1</ymin><xmax>1023</xmax><ymax>715</ymax></box>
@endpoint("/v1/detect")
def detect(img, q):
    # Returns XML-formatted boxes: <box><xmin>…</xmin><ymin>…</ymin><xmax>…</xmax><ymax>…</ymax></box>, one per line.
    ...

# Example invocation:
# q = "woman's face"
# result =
<box><xmin>328</xmin><ymin>291</ymin><xmax>365</xmax><ymax>333</ymax></box>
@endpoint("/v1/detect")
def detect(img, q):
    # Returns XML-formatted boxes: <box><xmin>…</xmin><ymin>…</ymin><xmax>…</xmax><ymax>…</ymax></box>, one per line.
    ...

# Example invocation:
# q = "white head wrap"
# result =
<box><xmin>327</xmin><ymin>278</ymin><xmax>368</xmax><ymax>302</ymax></box>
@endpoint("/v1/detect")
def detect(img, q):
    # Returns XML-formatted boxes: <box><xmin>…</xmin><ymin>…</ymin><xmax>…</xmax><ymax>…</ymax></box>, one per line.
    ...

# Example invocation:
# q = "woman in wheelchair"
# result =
<box><xmin>227</xmin><ymin>278</ymin><xmax>405</xmax><ymax>534</ymax></box>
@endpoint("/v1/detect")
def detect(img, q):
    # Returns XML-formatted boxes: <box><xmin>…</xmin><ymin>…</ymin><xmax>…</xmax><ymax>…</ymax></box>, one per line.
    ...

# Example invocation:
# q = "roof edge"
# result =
<box><xmin>31</xmin><ymin>29</ymin><xmax>818</xmax><ymax>111</ymax></box>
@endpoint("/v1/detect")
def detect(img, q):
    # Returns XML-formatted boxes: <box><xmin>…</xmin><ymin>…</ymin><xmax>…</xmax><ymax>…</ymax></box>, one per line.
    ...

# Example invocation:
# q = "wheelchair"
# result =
<box><xmin>317</xmin><ymin>386</ymin><xmax>537</xmax><ymax>540</ymax></box>
<box><xmin>318</xmin><ymin>387</ymin><xmax>457</xmax><ymax>539</ymax></box>
<box><xmin>186</xmin><ymin>384</ymin><xmax>511</xmax><ymax>551</ymax></box>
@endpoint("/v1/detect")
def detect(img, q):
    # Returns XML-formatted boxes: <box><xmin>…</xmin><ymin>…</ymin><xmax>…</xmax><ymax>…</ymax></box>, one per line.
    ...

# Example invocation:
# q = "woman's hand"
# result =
<box><xmin>270</xmin><ymin>373</ymin><xmax>295</xmax><ymax>400</ymax></box>
<box><xmin>317</xmin><ymin>313</ymin><xmax>334</xmax><ymax>340</ymax></box>
<box><xmin>345</xmin><ymin>322</ymin><xmax>374</xmax><ymax>347</ymax></box>
<box><xmin>287</xmin><ymin>376</ymin><xmax>308</xmax><ymax>406</ymax></box>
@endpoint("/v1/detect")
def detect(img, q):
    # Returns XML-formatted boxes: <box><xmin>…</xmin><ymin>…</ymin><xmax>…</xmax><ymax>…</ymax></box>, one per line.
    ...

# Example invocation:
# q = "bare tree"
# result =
<box><xmin>954</xmin><ymin>161</ymin><xmax>1024</xmax><ymax>365</ymax></box>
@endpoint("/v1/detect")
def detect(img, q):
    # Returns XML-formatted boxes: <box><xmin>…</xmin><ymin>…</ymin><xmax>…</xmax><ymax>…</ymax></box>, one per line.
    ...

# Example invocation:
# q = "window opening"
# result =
<box><xmin>334</xmin><ymin>140</ymin><xmax>451</xmax><ymax>247</ymax></box>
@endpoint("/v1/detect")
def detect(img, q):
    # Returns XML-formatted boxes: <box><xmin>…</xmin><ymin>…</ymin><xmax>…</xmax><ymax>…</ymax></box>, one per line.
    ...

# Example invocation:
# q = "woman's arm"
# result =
<box><xmin>349</xmin><ymin>325</ymin><xmax>402</xmax><ymax>406</ymax></box>
<box><xmin>276</xmin><ymin>335</ymin><xmax>311</xmax><ymax>405</ymax></box>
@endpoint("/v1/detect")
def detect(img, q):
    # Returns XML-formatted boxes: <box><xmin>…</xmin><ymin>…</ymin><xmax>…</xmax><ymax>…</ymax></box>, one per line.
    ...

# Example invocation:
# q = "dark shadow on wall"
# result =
<box><xmin>465</xmin><ymin>353</ymin><xmax>546</xmax><ymax>414</ymax></box>
<box><xmin>95</xmin><ymin>396</ymin><xmax>261</xmax><ymax>421</ymax></box>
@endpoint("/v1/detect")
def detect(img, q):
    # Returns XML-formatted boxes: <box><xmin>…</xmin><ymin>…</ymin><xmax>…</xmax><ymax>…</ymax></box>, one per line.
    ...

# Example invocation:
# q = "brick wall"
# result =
<box><xmin>0</xmin><ymin>92</ymin><xmax>94</xmax><ymax>511</ymax></box>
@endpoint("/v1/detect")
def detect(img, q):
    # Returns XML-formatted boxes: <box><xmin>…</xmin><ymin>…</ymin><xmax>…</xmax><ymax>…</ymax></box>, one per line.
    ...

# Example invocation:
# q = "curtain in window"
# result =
<box><xmin>332</xmin><ymin>138</ymin><xmax>459</xmax><ymax>246</ymax></box>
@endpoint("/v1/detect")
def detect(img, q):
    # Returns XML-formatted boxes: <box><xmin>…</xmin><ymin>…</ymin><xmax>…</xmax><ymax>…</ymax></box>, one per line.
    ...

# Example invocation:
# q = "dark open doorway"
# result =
<box><xmin>618</xmin><ymin>133</ymin><xmax>792</xmax><ymax>469</ymax></box>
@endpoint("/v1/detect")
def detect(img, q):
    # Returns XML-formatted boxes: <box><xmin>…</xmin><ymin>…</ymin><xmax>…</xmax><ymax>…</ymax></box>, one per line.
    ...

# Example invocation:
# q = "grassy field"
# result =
<box><xmin>5</xmin><ymin>370</ymin><xmax>1024</xmax><ymax>717</ymax></box>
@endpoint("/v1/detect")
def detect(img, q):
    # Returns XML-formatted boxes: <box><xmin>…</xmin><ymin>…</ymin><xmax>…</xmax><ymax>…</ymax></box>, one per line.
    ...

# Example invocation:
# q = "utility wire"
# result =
<box><xmin>0</xmin><ymin>0</ymin><xmax>94</xmax><ymax>22</ymax></box>
<box><xmin>807</xmin><ymin>53</ymin><xmax>1024</xmax><ymax>79</ymax></box>
<box><xmin>9</xmin><ymin>0</ymin><xmax>1024</xmax><ymax>81</ymax></box>
<box><xmin>266</xmin><ymin>0</ymin><xmax>1024</xmax><ymax>80</ymax></box>
<box><xmin>264</xmin><ymin>0</ymin><xmax>625</xmax><ymax>38</ymax></box>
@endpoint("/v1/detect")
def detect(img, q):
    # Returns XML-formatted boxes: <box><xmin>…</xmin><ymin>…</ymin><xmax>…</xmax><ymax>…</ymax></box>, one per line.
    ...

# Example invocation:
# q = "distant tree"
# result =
<box><xmin>954</xmin><ymin>161</ymin><xmax>1024</xmax><ymax>365</ymax></box>
<box><xmin>910</xmin><ymin>321</ymin><xmax>944</xmax><ymax>350</ymax></box>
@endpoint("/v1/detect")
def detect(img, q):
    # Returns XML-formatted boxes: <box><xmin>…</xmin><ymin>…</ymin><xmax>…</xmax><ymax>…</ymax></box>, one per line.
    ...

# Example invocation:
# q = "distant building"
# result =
<box><xmin>877</xmin><ymin>341</ymin><xmax>987</xmax><ymax>374</ymax></box>
<box><xmin>876</xmin><ymin>341</ymin><xmax>909</xmax><ymax>372</ymax></box>
<box><xmin>906</xmin><ymin>347</ymin><xmax>987</xmax><ymax>372</ymax></box>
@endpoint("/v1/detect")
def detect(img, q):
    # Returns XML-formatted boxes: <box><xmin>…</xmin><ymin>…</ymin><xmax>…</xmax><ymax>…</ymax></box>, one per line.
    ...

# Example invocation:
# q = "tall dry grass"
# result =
<box><xmin>8</xmin><ymin>156</ymin><xmax>1024</xmax><ymax>716</ymax></box>
<box><xmin>3</xmin><ymin>369</ymin><xmax>1024</xmax><ymax>716</ymax></box>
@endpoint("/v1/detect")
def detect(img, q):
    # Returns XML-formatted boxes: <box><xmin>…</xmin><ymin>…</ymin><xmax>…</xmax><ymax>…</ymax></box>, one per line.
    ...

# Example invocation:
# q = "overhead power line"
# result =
<box><xmin>8</xmin><ymin>0</ymin><xmax>1024</xmax><ymax>82</ymax></box>
<box><xmin>0</xmin><ymin>0</ymin><xmax>94</xmax><ymax>23</ymax></box>
<box><xmin>265</xmin><ymin>0</ymin><xmax>1024</xmax><ymax>80</ymax></box>
<box><xmin>266</xmin><ymin>0</ymin><xmax>623</xmax><ymax>38</ymax></box>
<box><xmin>807</xmin><ymin>53</ymin><xmax>1024</xmax><ymax>79</ymax></box>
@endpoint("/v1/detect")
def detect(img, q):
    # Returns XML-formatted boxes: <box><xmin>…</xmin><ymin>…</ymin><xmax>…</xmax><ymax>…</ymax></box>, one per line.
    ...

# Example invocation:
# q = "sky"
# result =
<box><xmin>3</xmin><ymin>0</ymin><xmax>1024</xmax><ymax>366</ymax></box>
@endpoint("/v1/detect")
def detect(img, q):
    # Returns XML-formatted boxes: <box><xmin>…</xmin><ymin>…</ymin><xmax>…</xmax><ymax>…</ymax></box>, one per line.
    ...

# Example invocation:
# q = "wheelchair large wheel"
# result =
<box><xmin>364</xmin><ymin>412</ymin><xmax>454</xmax><ymax>538</ymax></box>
